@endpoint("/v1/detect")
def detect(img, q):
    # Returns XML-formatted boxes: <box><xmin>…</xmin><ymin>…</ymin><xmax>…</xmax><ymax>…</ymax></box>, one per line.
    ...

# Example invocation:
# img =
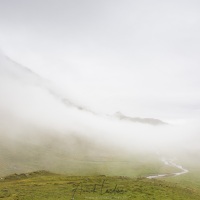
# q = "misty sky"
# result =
<box><xmin>0</xmin><ymin>0</ymin><xmax>200</xmax><ymax>120</ymax></box>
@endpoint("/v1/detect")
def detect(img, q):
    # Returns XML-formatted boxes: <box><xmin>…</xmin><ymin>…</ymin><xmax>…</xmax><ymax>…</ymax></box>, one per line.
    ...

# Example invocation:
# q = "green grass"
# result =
<box><xmin>0</xmin><ymin>170</ymin><xmax>200</xmax><ymax>200</ymax></box>
<box><xmin>1</xmin><ymin>132</ymin><xmax>200</xmax><ymax>199</ymax></box>
<box><xmin>0</xmin><ymin>136</ymin><xmax>179</xmax><ymax>178</ymax></box>
<box><xmin>164</xmin><ymin>161</ymin><xmax>200</xmax><ymax>192</ymax></box>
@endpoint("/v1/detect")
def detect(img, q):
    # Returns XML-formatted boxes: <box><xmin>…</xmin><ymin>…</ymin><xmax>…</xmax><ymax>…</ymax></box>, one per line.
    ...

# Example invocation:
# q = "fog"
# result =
<box><xmin>0</xmin><ymin>51</ymin><xmax>199</xmax><ymax>154</ymax></box>
<box><xmin>0</xmin><ymin>0</ymin><xmax>200</xmax><ymax>175</ymax></box>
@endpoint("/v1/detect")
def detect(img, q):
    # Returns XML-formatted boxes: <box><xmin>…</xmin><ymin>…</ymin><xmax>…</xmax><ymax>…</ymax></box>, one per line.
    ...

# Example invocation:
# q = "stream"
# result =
<box><xmin>146</xmin><ymin>158</ymin><xmax>189</xmax><ymax>179</ymax></box>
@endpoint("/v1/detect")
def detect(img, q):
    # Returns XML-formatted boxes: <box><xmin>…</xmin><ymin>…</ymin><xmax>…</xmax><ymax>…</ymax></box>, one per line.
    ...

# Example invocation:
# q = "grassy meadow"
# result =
<box><xmin>1</xmin><ymin>131</ymin><xmax>200</xmax><ymax>199</ymax></box>
<box><xmin>1</xmin><ymin>170</ymin><xmax>200</xmax><ymax>200</ymax></box>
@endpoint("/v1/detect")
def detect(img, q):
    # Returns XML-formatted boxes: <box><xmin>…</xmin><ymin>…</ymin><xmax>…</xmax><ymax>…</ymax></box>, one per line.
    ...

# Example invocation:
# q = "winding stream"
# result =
<box><xmin>147</xmin><ymin>158</ymin><xmax>189</xmax><ymax>179</ymax></box>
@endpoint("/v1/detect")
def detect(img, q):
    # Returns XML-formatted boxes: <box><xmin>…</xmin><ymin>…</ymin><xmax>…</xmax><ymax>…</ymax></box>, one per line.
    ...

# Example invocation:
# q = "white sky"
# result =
<box><xmin>0</xmin><ymin>0</ymin><xmax>200</xmax><ymax>120</ymax></box>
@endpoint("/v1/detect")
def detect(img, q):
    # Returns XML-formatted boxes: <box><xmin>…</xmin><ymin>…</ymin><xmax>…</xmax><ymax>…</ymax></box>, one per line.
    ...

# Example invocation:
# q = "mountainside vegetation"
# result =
<box><xmin>1</xmin><ymin>170</ymin><xmax>200</xmax><ymax>200</ymax></box>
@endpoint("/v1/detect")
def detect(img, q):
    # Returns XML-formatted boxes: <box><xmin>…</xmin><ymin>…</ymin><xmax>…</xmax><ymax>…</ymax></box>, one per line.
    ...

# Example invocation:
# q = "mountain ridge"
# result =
<box><xmin>114</xmin><ymin>112</ymin><xmax>167</xmax><ymax>125</ymax></box>
<box><xmin>0</xmin><ymin>51</ymin><xmax>167</xmax><ymax>125</ymax></box>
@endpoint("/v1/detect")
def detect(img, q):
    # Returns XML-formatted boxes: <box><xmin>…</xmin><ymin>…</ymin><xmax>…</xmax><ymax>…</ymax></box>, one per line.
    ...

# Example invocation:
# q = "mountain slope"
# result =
<box><xmin>114</xmin><ymin>112</ymin><xmax>167</xmax><ymax>125</ymax></box>
<box><xmin>0</xmin><ymin>51</ymin><xmax>166</xmax><ymax>125</ymax></box>
<box><xmin>0</xmin><ymin>51</ymin><xmax>93</xmax><ymax>113</ymax></box>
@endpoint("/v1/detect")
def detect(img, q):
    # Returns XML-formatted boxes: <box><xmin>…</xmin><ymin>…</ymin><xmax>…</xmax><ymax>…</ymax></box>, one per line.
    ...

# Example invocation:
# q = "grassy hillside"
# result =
<box><xmin>0</xmin><ymin>129</ymin><xmax>179</xmax><ymax>178</ymax></box>
<box><xmin>1</xmin><ymin>126</ymin><xmax>200</xmax><ymax>199</ymax></box>
<box><xmin>165</xmin><ymin>158</ymin><xmax>200</xmax><ymax>193</ymax></box>
<box><xmin>0</xmin><ymin>170</ymin><xmax>200</xmax><ymax>200</ymax></box>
